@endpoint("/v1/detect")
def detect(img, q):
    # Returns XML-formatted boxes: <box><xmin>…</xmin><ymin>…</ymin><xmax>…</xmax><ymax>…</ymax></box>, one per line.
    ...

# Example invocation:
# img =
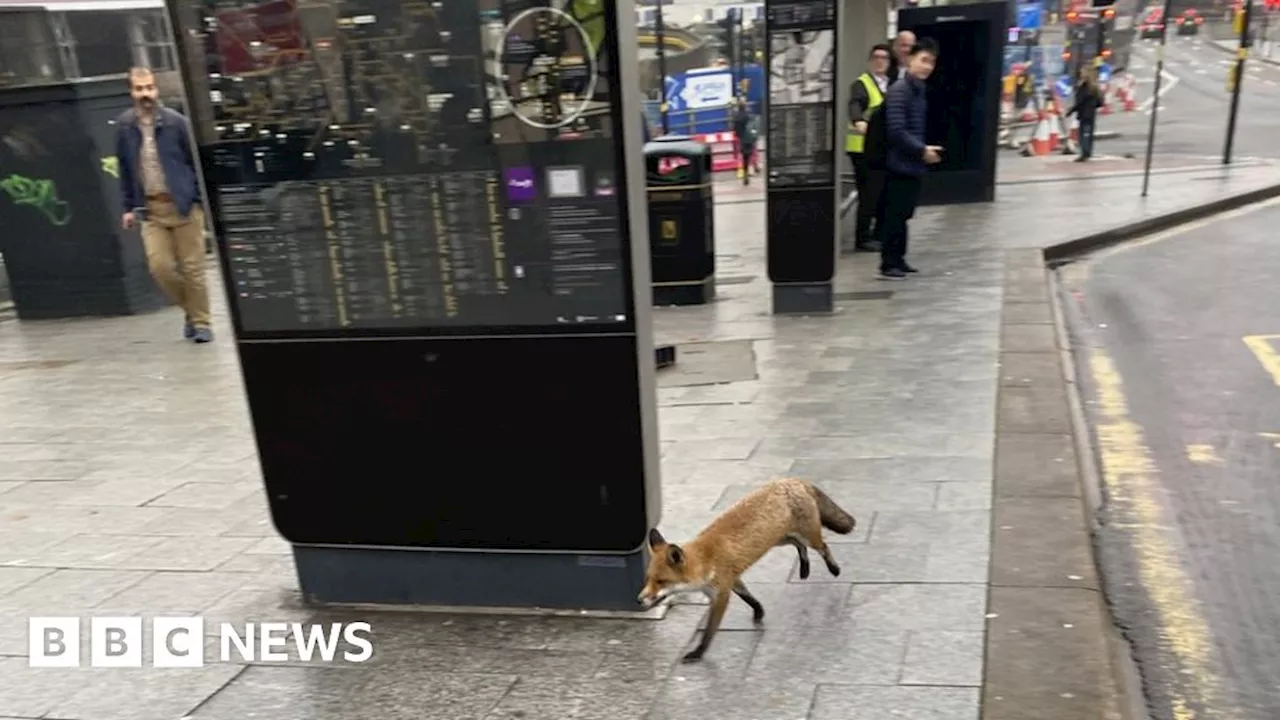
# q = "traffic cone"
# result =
<box><xmin>1019</xmin><ymin>98</ymin><xmax>1036</xmax><ymax>122</ymax></box>
<box><xmin>1122</xmin><ymin>81</ymin><xmax>1138</xmax><ymax>112</ymax></box>
<box><xmin>1021</xmin><ymin>116</ymin><xmax>1051</xmax><ymax>156</ymax></box>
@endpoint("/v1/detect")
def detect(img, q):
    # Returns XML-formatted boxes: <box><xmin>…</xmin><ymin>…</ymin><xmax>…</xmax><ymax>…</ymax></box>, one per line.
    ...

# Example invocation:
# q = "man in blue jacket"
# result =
<box><xmin>115</xmin><ymin>67</ymin><xmax>212</xmax><ymax>343</ymax></box>
<box><xmin>875</xmin><ymin>38</ymin><xmax>943</xmax><ymax>281</ymax></box>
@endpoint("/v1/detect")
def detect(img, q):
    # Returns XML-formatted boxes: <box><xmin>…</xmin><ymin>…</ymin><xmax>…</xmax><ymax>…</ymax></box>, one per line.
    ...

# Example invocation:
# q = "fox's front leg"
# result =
<box><xmin>683</xmin><ymin>587</ymin><xmax>730</xmax><ymax>663</ymax></box>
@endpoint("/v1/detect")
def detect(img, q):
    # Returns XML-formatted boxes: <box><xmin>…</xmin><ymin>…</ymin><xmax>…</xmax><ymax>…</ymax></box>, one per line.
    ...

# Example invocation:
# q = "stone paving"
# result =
<box><xmin>0</xmin><ymin>162</ymin><xmax>1278</xmax><ymax>719</ymax></box>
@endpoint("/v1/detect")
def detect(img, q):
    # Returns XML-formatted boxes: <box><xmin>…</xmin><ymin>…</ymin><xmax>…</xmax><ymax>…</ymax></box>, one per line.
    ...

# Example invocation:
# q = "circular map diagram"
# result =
<box><xmin>494</xmin><ymin>6</ymin><xmax>599</xmax><ymax>130</ymax></box>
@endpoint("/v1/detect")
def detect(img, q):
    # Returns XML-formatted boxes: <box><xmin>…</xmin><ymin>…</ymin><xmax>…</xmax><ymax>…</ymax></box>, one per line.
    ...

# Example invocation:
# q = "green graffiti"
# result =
<box><xmin>0</xmin><ymin>174</ymin><xmax>72</xmax><ymax>226</ymax></box>
<box><xmin>101</xmin><ymin>155</ymin><xmax>119</xmax><ymax>178</ymax></box>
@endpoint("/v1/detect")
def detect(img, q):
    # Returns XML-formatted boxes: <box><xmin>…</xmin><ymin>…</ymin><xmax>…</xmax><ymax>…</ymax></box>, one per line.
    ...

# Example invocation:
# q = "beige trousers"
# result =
<box><xmin>141</xmin><ymin>199</ymin><xmax>211</xmax><ymax>328</ymax></box>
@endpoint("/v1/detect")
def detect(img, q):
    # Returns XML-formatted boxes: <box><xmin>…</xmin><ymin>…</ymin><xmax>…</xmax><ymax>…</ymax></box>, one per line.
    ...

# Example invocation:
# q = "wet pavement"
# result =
<box><xmin>1</xmin><ymin>162</ymin><xmax>1279</xmax><ymax>719</ymax></box>
<box><xmin>1059</xmin><ymin>197</ymin><xmax>1280</xmax><ymax>720</ymax></box>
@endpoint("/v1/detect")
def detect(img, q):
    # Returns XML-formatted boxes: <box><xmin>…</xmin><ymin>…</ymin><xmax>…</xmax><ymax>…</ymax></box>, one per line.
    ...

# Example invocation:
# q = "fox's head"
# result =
<box><xmin>637</xmin><ymin>528</ymin><xmax>703</xmax><ymax>609</ymax></box>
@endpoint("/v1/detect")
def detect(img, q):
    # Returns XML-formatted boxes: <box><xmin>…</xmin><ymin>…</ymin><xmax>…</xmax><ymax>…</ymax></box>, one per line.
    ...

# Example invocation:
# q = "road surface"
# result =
<box><xmin>1100</xmin><ymin>31</ymin><xmax>1280</xmax><ymax>161</ymax></box>
<box><xmin>1058</xmin><ymin>198</ymin><xmax>1280</xmax><ymax>720</ymax></box>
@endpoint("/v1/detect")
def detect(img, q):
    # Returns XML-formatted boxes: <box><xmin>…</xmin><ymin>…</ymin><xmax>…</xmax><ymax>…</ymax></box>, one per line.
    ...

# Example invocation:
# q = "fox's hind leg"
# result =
<box><xmin>733</xmin><ymin>580</ymin><xmax>765</xmax><ymax>623</ymax></box>
<box><xmin>801</xmin><ymin>523</ymin><xmax>841</xmax><ymax>577</ymax></box>
<box><xmin>784</xmin><ymin>537</ymin><xmax>811</xmax><ymax>579</ymax></box>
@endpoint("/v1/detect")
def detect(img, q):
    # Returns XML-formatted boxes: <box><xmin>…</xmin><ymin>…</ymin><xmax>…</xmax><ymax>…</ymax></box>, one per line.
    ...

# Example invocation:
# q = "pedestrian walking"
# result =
<box><xmin>731</xmin><ymin>97</ymin><xmax>759</xmax><ymax>185</ymax></box>
<box><xmin>845</xmin><ymin>43</ymin><xmax>892</xmax><ymax>252</ymax></box>
<box><xmin>875</xmin><ymin>38</ymin><xmax>943</xmax><ymax>281</ymax></box>
<box><xmin>114</xmin><ymin>67</ymin><xmax>213</xmax><ymax>343</ymax></box>
<box><xmin>1066</xmin><ymin>68</ymin><xmax>1104</xmax><ymax>162</ymax></box>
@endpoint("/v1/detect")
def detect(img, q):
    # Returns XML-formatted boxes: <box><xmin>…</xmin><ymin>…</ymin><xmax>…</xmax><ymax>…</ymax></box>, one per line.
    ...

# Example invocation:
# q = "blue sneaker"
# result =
<box><xmin>183</xmin><ymin>319</ymin><xmax>196</xmax><ymax>339</ymax></box>
<box><xmin>192</xmin><ymin>327</ymin><xmax>213</xmax><ymax>343</ymax></box>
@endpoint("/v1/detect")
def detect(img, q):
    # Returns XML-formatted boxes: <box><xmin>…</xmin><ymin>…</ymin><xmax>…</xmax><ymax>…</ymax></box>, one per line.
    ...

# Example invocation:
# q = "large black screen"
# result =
<box><xmin>764</xmin><ymin>0</ymin><xmax>836</xmax><ymax>188</ymax></box>
<box><xmin>921</xmin><ymin>21</ymin><xmax>991</xmax><ymax>174</ymax></box>
<box><xmin>190</xmin><ymin>0</ymin><xmax>633</xmax><ymax>336</ymax></box>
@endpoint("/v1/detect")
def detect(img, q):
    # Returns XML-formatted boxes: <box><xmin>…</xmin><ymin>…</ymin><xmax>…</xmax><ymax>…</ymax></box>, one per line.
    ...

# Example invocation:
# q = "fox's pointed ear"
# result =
<box><xmin>648</xmin><ymin>528</ymin><xmax>665</xmax><ymax>549</ymax></box>
<box><xmin>667</xmin><ymin>544</ymin><xmax>684</xmax><ymax>566</ymax></box>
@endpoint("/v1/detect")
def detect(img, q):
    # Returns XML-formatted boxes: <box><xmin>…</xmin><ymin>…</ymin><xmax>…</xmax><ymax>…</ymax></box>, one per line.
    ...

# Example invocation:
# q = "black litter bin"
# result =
<box><xmin>644</xmin><ymin>137</ymin><xmax>715</xmax><ymax>306</ymax></box>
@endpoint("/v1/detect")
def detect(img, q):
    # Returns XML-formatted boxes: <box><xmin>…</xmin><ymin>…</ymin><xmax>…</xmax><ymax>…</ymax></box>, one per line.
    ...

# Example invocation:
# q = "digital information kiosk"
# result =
<box><xmin>896</xmin><ymin>1</ymin><xmax>1005</xmax><ymax>206</ymax></box>
<box><xmin>166</xmin><ymin>0</ymin><xmax>662</xmax><ymax>612</ymax></box>
<box><xmin>763</xmin><ymin>0</ymin><xmax>840</xmax><ymax>314</ymax></box>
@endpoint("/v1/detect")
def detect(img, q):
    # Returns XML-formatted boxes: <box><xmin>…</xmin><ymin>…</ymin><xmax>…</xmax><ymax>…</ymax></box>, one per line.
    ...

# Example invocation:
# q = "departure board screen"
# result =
<box><xmin>185</xmin><ymin>0</ymin><xmax>633</xmax><ymax>335</ymax></box>
<box><xmin>765</xmin><ymin>0</ymin><xmax>837</xmax><ymax>188</ymax></box>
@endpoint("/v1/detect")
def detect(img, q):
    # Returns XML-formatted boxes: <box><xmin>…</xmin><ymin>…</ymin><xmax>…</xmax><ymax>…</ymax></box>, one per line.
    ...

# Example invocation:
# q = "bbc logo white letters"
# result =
<box><xmin>30</xmin><ymin>617</ymin><xmax>372</xmax><ymax>667</ymax></box>
<box><xmin>30</xmin><ymin>617</ymin><xmax>201</xmax><ymax>667</ymax></box>
<box><xmin>28</xmin><ymin>617</ymin><xmax>79</xmax><ymax>667</ymax></box>
<box><xmin>92</xmin><ymin>617</ymin><xmax>143</xmax><ymax>667</ymax></box>
<box><xmin>154</xmin><ymin>617</ymin><xmax>204</xmax><ymax>667</ymax></box>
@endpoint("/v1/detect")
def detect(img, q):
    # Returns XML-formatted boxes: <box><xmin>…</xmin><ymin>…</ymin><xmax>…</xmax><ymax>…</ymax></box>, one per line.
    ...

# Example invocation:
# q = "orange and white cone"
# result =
<box><xmin>1122</xmin><ymin>77</ymin><xmax>1138</xmax><ymax>111</ymax></box>
<box><xmin>1061</xmin><ymin>113</ymin><xmax>1079</xmax><ymax>154</ymax></box>
<box><xmin>1047</xmin><ymin>108</ymin><xmax>1062</xmax><ymax>152</ymax></box>
<box><xmin>1019</xmin><ymin>98</ymin><xmax>1037</xmax><ymax>122</ymax></box>
<box><xmin>1021</xmin><ymin>115</ymin><xmax>1051</xmax><ymax>156</ymax></box>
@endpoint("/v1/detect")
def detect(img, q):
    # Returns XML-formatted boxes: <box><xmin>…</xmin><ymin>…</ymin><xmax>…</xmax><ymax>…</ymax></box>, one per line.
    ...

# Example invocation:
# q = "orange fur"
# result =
<box><xmin>638</xmin><ymin>477</ymin><xmax>855</xmax><ymax>662</ymax></box>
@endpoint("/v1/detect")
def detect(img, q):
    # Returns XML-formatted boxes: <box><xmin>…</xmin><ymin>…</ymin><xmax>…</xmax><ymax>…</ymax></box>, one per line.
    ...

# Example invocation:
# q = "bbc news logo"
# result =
<box><xmin>29</xmin><ymin>617</ymin><xmax>373</xmax><ymax>668</ymax></box>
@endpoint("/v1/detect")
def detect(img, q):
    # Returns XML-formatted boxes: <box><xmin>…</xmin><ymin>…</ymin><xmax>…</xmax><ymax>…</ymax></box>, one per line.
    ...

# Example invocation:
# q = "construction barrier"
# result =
<box><xmin>693</xmin><ymin>131</ymin><xmax>760</xmax><ymax>173</ymax></box>
<box><xmin>1008</xmin><ymin>87</ymin><xmax>1079</xmax><ymax>157</ymax></box>
<box><xmin>1114</xmin><ymin>72</ymin><xmax>1139</xmax><ymax>112</ymax></box>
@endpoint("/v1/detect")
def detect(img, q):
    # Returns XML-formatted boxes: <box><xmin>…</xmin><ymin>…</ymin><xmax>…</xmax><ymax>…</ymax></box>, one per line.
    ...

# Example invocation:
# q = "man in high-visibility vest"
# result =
<box><xmin>846</xmin><ymin>43</ymin><xmax>892</xmax><ymax>252</ymax></box>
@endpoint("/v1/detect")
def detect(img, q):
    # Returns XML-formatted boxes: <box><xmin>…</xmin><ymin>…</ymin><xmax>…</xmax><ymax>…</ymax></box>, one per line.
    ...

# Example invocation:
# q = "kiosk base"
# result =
<box><xmin>653</xmin><ymin>279</ymin><xmax>715</xmax><ymax>307</ymax></box>
<box><xmin>772</xmin><ymin>282</ymin><xmax>833</xmax><ymax>314</ymax></box>
<box><xmin>292</xmin><ymin>544</ymin><xmax>650</xmax><ymax>613</ymax></box>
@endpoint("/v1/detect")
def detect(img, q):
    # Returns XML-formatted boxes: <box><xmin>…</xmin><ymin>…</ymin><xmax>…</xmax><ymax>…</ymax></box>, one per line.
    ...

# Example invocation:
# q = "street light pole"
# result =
<box><xmin>734</xmin><ymin>7</ymin><xmax>744</xmax><ymax>93</ymax></box>
<box><xmin>1224</xmin><ymin>0</ymin><xmax>1254</xmax><ymax>164</ymax></box>
<box><xmin>1141</xmin><ymin>0</ymin><xmax>1175</xmax><ymax>196</ymax></box>
<box><xmin>655</xmin><ymin>0</ymin><xmax>669</xmax><ymax>134</ymax></box>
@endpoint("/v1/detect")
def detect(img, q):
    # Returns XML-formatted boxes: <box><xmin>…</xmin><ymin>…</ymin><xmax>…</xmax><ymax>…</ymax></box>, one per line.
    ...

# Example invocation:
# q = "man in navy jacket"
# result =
<box><xmin>115</xmin><ymin>67</ymin><xmax>212</xmax><ymax>342</ymax></box>
<box><xmin>876</xmin><ymin>38</ymin><xmax>943</xmax><ymax>280</ymax></box>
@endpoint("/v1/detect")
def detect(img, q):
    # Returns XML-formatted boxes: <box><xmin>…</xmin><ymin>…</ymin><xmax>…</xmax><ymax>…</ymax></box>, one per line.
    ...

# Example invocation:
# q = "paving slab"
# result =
<box><xmin>3</xmin><ymin>163</ymin><xmax>1275</xmax><ymax>718</ymax></box>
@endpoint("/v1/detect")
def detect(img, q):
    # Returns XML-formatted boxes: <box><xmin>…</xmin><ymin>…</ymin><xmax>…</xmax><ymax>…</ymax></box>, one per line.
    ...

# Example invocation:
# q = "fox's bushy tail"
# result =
<box><xmin>808</xmin><ymin>483</ymin><xmax>856</xmax><ymax>534</ymax></box>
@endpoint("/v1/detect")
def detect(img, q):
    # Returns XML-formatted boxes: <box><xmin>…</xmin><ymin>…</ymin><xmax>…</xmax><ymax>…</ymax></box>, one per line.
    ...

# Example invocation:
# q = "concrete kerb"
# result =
<box><xmin>1043</xmin><ymin>180</ymin><xmax>1280</xmax><ymax>264</ymax></box>
<box><xmin>1046</xmin><ymin>265</ymin><xmax>1152</xmax><ymax>720</ymax></box>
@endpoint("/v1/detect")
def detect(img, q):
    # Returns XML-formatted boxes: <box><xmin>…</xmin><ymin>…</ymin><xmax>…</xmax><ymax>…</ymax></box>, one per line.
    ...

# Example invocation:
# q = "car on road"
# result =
<box><xmin>1139</xmin><ymin>6</ymin><xmax>1164</xmax><ymax>38</ymax></box>
<box><xmin>1175</xmin><ymin>8</ymin><xmax>1203</xmax><ymax>35</ymax></box>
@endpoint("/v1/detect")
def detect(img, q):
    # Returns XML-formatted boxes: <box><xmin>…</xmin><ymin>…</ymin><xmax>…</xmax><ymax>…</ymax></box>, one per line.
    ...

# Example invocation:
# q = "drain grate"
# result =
<box><xmin>834</xmin><ymin>290</ymin><xmax>894</xmax><ymax>301</ymax></box>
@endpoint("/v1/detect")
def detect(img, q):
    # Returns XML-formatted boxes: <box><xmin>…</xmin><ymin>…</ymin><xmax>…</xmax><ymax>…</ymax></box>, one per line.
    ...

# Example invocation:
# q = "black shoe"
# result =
<box><xmin>878</xmin><ymin>269</ymin><xmax>907</xmax><ymax>281</ymax></box>
<box><xmin>855</xmin><ymin>241</ymin><xmax>882</xmax><ymax>253</ymax></box>
<box><xmin>899</xmin><ymin>263</ymin><xmax>918</xmax><ymax>273</ymax></box>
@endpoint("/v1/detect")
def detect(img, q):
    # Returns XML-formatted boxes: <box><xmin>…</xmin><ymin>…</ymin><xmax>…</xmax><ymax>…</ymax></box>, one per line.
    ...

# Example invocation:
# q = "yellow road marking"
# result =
<box><xmin>1242</xmin><ymin>335</ymin><xmax>1280</xmax><ymax>389</ymax></box>
<box><xmin>1089</xmin><ymin>349</ymin><xmax>1226</xmax><ymax>720</ymax></box>
<box><xmin>1184</xmin><ymin>444</ymin><xmax>1224</xmax><ymax>465</ymax></box>
<box><xmin>1261</xmin><ymin>432</ymin><xmax>1280</xmax><ymax>449</ymax></box>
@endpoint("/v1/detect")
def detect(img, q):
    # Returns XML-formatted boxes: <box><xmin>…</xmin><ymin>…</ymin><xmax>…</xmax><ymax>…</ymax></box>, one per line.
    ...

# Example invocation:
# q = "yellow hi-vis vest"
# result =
<box><xmin>845</xmin><ymin>73</ymin><xmax>884</xmax><ymax>154</ymax></box>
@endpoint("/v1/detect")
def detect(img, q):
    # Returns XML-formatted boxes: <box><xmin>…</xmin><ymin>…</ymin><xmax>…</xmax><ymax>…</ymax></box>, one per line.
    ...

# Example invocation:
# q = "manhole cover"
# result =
<box><xmin>656</xmin><ymin>340</ymin><xmax>757</xmax><ymax>388</ymax></box>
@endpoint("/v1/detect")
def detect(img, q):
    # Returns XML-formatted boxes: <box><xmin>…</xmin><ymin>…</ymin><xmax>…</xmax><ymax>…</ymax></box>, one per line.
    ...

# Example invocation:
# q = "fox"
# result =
<box><xmin>637</xmin><ymin>477</ymin><xmax>856</xmax><ymax>662</ymax></box>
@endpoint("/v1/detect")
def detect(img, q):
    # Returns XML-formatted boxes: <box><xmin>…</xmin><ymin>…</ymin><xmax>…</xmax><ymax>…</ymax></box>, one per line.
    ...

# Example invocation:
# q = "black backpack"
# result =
<box><xmin>861</xmin><ymin>102</ymin><xmax>889</xmax><ymax>170</ymax></box>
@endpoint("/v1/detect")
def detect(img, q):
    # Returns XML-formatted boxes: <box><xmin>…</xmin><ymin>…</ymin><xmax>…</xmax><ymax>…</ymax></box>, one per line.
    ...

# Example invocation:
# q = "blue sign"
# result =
<box><xmin>1097</xmin><ymin>62</ymin><xmax>1112</xmax><ymax>83</ymax></box>
<box><xmin>1017</xmin><ymin>1</ymin><xmax>1043</xmax><ymax>29</ymax></box>
<box><xmin>1056</xmin><ymin>75</ymin><xmax>1074</xmax><ymax>98</ymax></box>
<box><xmin>663</xmin><ymin>75</ymin><xmax>684</xmax><ymax>110</ymax></box>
